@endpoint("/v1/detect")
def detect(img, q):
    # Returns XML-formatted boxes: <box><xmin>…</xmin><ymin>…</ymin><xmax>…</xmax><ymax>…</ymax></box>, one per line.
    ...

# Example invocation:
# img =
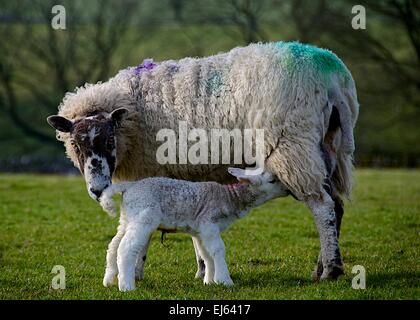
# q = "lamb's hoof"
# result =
<box><xmin>135</xmin><ymin>270</ymin><xmax>144</xmax><ymax>281</ymax></box>
<box><xmin>118</xmin><ymin>280</ymin><xmax>136</xmax><ymax>292</ymax></box>
<box><xmin>320</xmin><ymin>265</ymin><xmax>344</xmax><ymax>281</ymax></box>
<box><xmin>215</xmin><ymin>277</ymin><xmax>234</xmax><ymax>287</ymax></box>
<box><xmin>203</xmin><ymin>276</ymin><xmax>215</xmax><ymax>285</ymax></box>
<box><xmin>195</xmin><ymin>270</ymin><xmax>205</xmax><ymax>279</ymax></box>
<box><xmin>103</xmin><ymin>273</ymin><xmax>118</xmax><ymax>287</ymax></box>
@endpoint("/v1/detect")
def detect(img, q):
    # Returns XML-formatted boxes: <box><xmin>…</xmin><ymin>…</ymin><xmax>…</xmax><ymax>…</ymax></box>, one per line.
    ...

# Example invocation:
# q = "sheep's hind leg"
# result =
<box><xmin>117</xmin><ymin>224</ymin><xmax>155</xmax><ymax>292</ymax></box>
<box><xmin>312</xmin><ymin>143</ymin><xmax>345</xmax><ymax>281</ymax></box>
<box><xmin>312</xmin><ymin>195</ymin><xmax>344</xmax><ymax>281</ymax></box>
<box><xmin>266</xmin><ymin>140</ymin><xmax>344</xmax><ymax>281</ymax></box>
<box><xmin>305</xmin><ymin>191</ymin><xmax>344</xmax><ymax>281</ymax></box>
<box><xmin>192</xmin><ymin>237</ymin><xmax>206</xmax><ymax>279</ymax></box>
<box><xmin>103</xmin><ymin>220</ymin><xmax>126</xmax><ymax>287</ymax></box>
<box><xmin>200</xmin><ymin>226</ymin><xmax>233</xmax><ymax>287</ymax></box>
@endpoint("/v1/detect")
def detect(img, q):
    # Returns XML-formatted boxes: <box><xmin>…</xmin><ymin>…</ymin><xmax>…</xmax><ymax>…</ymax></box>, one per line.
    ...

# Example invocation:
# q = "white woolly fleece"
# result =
<box><xmin>56</xmin><ymin>42</ymin><xmax>359</xmax><ymax>200</ymax></box>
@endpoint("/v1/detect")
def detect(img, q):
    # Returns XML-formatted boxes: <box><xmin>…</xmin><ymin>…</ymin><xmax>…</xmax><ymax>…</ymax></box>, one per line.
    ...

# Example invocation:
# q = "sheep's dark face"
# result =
<box><xmin>47</xmin><ymin>108</ymin><xmax>128</xmax><ymax>201</ymax></box>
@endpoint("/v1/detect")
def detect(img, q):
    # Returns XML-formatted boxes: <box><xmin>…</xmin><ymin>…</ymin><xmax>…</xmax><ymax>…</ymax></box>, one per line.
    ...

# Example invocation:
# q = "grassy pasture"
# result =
<box><xmin>0</xmin><ymin>169</ymin><xmax>418</xmax><ymax>299</ymax></box>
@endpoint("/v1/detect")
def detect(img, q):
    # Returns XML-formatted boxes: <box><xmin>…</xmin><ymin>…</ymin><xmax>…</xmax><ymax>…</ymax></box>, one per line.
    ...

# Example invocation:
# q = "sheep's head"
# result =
<box><xmin>47</xmin><ymin>108</ymin><xmax>128</xmax><ymax>201</ymax></box>
<box><xmin>227</xmin><ymin>167</ymin><xmax>290</xmax><ymax>202</ymax></box>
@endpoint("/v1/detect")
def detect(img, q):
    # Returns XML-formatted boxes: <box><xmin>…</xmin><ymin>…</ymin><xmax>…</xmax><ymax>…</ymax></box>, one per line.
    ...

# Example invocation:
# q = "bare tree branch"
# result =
<box><xmin>0</xmin><ymin>0</ymin><xmax>142</xmax><ymax>144</ymax></box>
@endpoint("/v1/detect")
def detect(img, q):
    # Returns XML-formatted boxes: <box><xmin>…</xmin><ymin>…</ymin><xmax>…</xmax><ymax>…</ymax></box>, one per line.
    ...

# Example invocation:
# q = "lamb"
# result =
<box><xmin>99</xmin><ymin>168</ymin><xmax>289</xmax><ymax>292</ymax></box>
<box><xmin>47</xmin><ymin>41</ymin><xmax>359</xmax><ymax>281</ymax></box>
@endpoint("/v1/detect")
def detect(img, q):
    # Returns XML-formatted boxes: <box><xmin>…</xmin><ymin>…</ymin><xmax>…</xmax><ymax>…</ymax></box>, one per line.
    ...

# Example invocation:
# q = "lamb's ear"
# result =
<box><xmin>47</xmin><ymin>115</ymin><xmax>73</xmax><ymax>132</ymax></box>
<box><xmin>228</xmin><ymin>167</ymin><xmax>251</xmax><ymax>184</ymax></box>
<box><xmin>110</xmin><ymin>108</ymin><xmax>129</xmax><ymax>127</ymax></box>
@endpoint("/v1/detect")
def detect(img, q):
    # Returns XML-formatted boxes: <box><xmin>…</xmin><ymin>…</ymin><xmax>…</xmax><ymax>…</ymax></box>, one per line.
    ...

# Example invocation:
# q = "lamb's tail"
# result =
<box><xmin>99</xmin><ymin>183</ymin><xmax>131</xmax><ymax>217</ymax></box>
<box><xmin>326</xmin><ymin>78</ymin><xmax>359</xmax><ymax>200</ymax></box>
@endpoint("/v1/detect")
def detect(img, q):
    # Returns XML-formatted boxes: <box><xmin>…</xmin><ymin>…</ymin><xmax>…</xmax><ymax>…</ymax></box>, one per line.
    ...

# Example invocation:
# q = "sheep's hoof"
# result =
<box><xmin>311</xmin><ymin>262</ymin><xmax>324</xmax><ymax>282</ymax></box>
<box><xmin>320</xmin><ymin>265</ymin><xmax>344</xmax><ymax>281</ymax></box>
<box><xmin>103</xmin><ymin>273</ymin><xmax>118</xmax><ymax>287</ymax></box>
<box><xmin>311</xmin><ymin>271</ymin><xmax>321</xmax><ymax>282</ymax></box>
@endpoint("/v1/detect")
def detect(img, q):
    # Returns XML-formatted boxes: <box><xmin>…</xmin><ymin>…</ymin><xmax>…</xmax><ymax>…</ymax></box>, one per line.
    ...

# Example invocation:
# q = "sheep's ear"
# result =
<box><xmin>47</xmin><ymin>115</ymin><xmax>73</xmax><ymax>132</ymax></box>
<box><xmin>228</xmin><ymin>167</ymin><xmax>250</xmax><ymax>184</ymax></box>
<box><xmin>110</xmin><ymin>108</ymin><xmax>129</xmax><ymax>127</ymax></box>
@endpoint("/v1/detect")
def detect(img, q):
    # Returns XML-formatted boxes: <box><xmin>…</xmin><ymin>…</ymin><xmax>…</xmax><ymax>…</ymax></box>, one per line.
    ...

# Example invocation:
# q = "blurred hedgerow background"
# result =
<box><xmin>0</xmin><ymin>0</ymin><xmax>419</xmax><ymax>171</ymax></box>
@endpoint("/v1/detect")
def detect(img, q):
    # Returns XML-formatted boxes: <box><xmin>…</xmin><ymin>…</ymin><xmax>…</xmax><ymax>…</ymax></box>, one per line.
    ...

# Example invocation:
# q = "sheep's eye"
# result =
<box><xmin>107</xmin><ymin>137</ymin><xmax>115</xmax><ymax>148</ymax></box>
<box><xmin>268</xmin><ymin>179</ymin><xmax>277</xmax><ymax>184</ymax></box>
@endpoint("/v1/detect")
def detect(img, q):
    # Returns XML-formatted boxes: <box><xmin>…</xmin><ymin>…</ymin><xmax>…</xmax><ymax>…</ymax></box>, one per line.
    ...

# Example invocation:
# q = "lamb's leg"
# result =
<box><xmin>117</xmin><ymin>224</ymin><xmax>155</xmax><ymax>292</ymax></box>
<box><xmin>135</xmin><ymin>236</ymin><xmax>152</xmax><ymax>281</ymax></box>
<box><xmin>192</xmin><ymin>237</ymin><xmax>206</xmax><ymax>279</ymax></box>
<box><xmin>200</xmin><ymin>226</ymin><xmax>233</xmax><ymax>287</ymax></box>
<box><xmin>103</xmin><ymin>220</ymin><xmax>126</xmax><ymax>287</ymax></box>
<box><xmin>193</xmin><ymin>236</ymin><xmax>215</xmax><ymax>285</ymax></box>
<box><xmin>305</xmin><ymin>191</ymin><xmax>344</xmax><ymax>281</ymax></box>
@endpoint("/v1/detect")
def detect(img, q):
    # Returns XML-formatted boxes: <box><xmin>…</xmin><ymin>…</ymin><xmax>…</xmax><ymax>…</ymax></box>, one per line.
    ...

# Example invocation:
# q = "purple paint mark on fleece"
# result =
<box><xmin>134</xmin><ymin>59</ymin><xmax>157</xmax><ymax>75</ymax></box>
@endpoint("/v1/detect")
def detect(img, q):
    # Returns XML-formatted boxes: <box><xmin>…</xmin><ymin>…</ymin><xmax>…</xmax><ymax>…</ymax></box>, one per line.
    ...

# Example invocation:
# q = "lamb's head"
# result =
<box><xmin>47</xmin><ymin>108</ymin><xmax>128</xmax><ymax>201</ymax></box>
<box><xmin>227</xmin><ymin>167</ymin><xmax>289</xmax><ymax>202</ymax></box>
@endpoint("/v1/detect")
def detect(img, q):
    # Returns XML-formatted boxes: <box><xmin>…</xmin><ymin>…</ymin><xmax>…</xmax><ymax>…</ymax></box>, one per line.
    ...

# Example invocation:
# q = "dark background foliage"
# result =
<box><xmin>0</xmin><ymin>0</ymin><xmax>419</xmax><ymax>172</ymax></box>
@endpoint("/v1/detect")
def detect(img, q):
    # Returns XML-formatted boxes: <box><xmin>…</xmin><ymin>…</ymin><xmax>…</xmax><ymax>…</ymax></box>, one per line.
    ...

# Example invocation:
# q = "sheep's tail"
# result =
<box><xmin>99</xmin><ymin>183</ymin><xmax>131</xmax><ymax>217</ymax></box>
<box><xmin>326</xmin><ymin>78</ymin><xmax>359</xmax><ymax>200</ymax></box>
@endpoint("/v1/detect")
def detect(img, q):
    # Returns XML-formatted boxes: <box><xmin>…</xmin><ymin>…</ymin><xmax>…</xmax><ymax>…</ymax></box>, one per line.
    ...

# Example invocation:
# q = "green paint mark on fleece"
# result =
<box><xmin>270</xmin><ymin>41</ymin><xmax>347</xmax><ymax>76</ymax></box>
<box><xmin>206</xmin><ymin>71</ymin><xmax>223</xmax><ymax>95</ymax></box>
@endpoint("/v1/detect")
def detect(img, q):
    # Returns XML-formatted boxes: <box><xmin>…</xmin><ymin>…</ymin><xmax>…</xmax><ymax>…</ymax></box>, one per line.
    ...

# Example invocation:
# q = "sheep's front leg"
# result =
<box><xmin>117</xmin><ymin>224</ymin><xmax>155</xmax><ymax>292</ymax></box>
<box><xmin>192</xmin><ymin>237</ymin><xmax>206</xmax><ymax>279</ymax></box>
<box><xmin>103</xmin><ymin>220</ymin><xmax>126</xmax><ymax>287</ymax></box>
<box><xmin>305</xmin><ymin>191</ymin><xmax>344</xmax><ymax>281</ymax></box>
<box><xmin>200</xmin><ymin>226</ymin><xmax>233</xmax><ymax>287</ymax></box>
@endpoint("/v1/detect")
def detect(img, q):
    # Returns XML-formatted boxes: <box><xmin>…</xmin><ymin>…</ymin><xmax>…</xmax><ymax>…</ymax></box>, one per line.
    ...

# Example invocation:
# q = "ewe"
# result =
<box><xmin>99</xmin><ymin>168</ymin><xmax>289</xmax><ymax>292</ymax></box>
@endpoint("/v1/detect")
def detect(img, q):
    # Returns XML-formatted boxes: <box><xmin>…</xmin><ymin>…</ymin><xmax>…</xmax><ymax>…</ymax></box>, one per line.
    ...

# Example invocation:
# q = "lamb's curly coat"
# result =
<box><xmin>56</xmin><ymin>41</ymin><xmax>358</xmax><ymax>200</ymax></box>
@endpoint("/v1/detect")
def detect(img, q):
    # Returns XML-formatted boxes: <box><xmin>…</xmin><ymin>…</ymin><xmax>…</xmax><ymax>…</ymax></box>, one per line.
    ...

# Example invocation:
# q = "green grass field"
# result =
<box><xmin>0</xmin><ymin>169</ymin><xmax>419</xmax><ymax>299</ymax></box>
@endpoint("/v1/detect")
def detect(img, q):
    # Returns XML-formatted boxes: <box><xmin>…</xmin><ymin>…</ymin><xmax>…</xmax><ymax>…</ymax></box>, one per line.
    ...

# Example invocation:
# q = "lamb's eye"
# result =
<box><xmin>268</xmin><ymin>179</ymin><xmax>276</xmax><ymax>184</ymax></box>
<box><xmin>71</xmin><ymin>141</ymin><xmax>80</xmax><ymax>154</ymax></box>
